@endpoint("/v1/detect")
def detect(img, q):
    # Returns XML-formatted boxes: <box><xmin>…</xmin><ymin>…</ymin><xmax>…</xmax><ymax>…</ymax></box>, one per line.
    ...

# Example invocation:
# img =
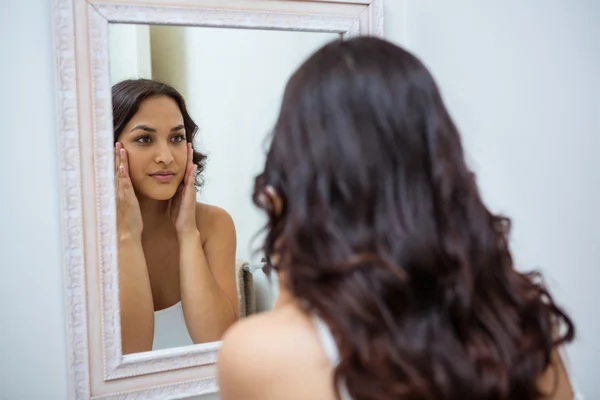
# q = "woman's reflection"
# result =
<box><xmin>112</xmin><ymin>78</ymin><xmax>239</xmax><ymax>354</ymax></box>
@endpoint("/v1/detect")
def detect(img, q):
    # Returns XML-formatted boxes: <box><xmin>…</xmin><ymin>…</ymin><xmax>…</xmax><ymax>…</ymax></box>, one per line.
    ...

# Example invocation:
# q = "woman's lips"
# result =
<box><xmin>150</xmin><ymin>173</ymin><xmax>174</xmax><ymax>183</ymax></box>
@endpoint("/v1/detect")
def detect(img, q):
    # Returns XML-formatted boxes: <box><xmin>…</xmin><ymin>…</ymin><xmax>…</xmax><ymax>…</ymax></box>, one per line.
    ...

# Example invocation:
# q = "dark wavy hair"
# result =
<box><xmin>112</xmin><ymin>78</ymin><xmax>207</xmax><ymax>188</ymax></box>
<box><xmin>252</xmin><ymin>37</ymin><xmax>575</xmax><ymax>399</ymax></box>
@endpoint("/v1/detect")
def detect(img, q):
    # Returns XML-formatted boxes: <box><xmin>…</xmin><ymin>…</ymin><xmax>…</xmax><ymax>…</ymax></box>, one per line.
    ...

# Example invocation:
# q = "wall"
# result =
<box><xmin>108</xmin><ymin>24</ymin><xmax>152</xmax><ymax>84</ymax></box>
<box><xmin>1</xmin><ymin>0</ymin><xmax>598</xmax><ymax>399</ymax></box>
<box><xmin>391</xmin><ymin>0</ymin><xmax>600</xmax><ymax>397</ymax></box>
<box><xmin>0</xmin><ymin>1</ymin><xmax>69</xmax><ymax>399</ymax></box>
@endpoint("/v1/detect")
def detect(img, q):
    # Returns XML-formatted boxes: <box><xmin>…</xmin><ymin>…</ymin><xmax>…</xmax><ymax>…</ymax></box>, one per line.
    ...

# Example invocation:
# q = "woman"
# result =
<box><xmin>217</xmin><ymin>37</ymin><xmax>576</xmax><ymax>399</ymax></box>
<box><xmin>113</xmin><ymin>78</ymin><xmax>239</xmax><ymax>354</ymax></box>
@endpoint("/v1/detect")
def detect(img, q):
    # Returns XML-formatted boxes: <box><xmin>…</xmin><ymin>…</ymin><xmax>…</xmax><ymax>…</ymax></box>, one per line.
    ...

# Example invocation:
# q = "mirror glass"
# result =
<box><xmin>108</xmin><ymin>23</ymin><xmax>339</xmax><ymax>354</ymax></box>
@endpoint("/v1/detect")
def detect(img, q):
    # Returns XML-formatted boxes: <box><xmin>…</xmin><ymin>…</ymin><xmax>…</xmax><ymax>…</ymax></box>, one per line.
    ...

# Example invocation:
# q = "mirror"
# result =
<box><xmin>52</xmin><ymin>1</ymin><xmax>382</xmax><ymax>397</ymax></box>
<box><xmin>108</xmin><ymin>23</ymin><xmax>339</xmax><ymax>354</ymax></box>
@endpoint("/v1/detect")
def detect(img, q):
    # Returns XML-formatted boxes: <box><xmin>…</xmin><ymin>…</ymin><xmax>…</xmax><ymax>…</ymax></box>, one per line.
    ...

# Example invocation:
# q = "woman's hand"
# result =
<box><xmin>115</xmin><ymin>142</ymin><xmax>143</xmax><ymax>240</ymax></box>
<box><xmin>170</xmin><ymin>143</ymin><xmax>199</xmax><ymax>237</ymax></box>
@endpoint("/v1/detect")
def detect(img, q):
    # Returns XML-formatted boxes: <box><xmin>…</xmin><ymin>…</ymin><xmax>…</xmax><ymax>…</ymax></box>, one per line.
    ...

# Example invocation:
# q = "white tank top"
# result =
<box><xmin>312</xmin><ymin>314</ymin><xmax>353</xmax><ymax>400</ymax></box>
<box><xmin>152</xmin><ymin>301</ymin><xmax>194</xmax><ymax>350</ymax></box>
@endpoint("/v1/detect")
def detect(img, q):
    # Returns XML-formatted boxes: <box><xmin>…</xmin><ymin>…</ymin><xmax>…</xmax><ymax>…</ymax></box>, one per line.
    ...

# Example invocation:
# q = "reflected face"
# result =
<box><xmin>117</xmin><ymin>96</ymin><xmax>188</xmax><ymax>200</ymax></box>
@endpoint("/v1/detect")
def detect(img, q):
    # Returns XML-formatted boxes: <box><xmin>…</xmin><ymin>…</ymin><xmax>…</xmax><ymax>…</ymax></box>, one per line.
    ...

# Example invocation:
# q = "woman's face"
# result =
<box><xmin>117</xmin><ymin>95</ymin><xmax>188</xmax><ymax>201</ymax></box>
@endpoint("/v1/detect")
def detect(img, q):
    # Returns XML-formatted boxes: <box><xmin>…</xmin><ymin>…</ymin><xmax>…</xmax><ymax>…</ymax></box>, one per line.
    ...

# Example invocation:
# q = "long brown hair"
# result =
<box><xmin>253</xmin><ymin>37</ymin><xmax>574</xmax><ymax>399</ymax></box>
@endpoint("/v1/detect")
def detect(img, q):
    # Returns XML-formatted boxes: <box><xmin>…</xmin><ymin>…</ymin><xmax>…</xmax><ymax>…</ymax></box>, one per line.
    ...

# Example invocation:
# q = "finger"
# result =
<box><xmin>181</xmin><ymin>170</ymin><xmax>195</xmax><ymax>203</ymax></box>
<box><xmin>182</xmin><ymin>165</ymin><xmax>189</xmax><ymax>188</ymax></box>
<box><xmin>114</xmin><ymin>142</ymin><xmax>121</xmax><ymax>176</ymax></box>
<box><xmin>120</xmin><ymin>148</ymin><xmax>130</xmax><ymax>179</ymax></box>
<box><xmin>114</xmin><ymin>145</ymin><xmax>119</xmax><ymax>193</ymax></box>
<box><xmin>183</xmin><ymin>143</ymin><xmax>192</xmax><ymax>186</ymax></box>
<box><xmin>118</xmin><ymin>149</ymin><xmax>136</xmax><ymax>201</ymax></box>
<box><xmin>189</xmin><ymin>164</ymin><xmax>197</xmax><ymax>188</ymax></box>
<box><xmin>185</xmin><ymin>143</ymin><xmax>192</xmax><ymax>185</ymax></box>
<box><xmin>120</xmin><ymin>165</ymin><xmax>134</xmax><ymax>200</ymax></box>
<box><xmin>117</xmin><ymin>165</ymin><xmax>125</xmax><ymax>201</ymax></box>
<box><xmin>184</xmin><ymin>164</ymin><xmax>193</xmax><ymax>190</ymax></box>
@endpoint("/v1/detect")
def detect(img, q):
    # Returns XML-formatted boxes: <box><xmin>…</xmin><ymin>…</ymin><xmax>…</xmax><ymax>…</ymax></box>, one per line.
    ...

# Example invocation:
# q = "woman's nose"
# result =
<box><xmin>155</xmin><ymin>143</ymin><xmax>174</xmax><ymax>165</ymax></box>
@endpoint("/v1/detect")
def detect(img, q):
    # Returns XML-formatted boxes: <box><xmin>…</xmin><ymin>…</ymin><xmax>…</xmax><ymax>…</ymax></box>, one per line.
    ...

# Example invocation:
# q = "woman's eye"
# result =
<box><xmin>172</xmin><ymin>134</ymin><xmax>185</xmax><ymax>143</ymax></box>
<box><xmin>135</xmin><ymin>136</ymin><xmax>151</xmax><ymax>144</ymax></box>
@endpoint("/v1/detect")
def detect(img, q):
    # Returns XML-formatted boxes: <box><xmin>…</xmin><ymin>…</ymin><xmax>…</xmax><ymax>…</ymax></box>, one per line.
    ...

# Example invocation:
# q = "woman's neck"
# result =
<box><xmin>136</xmin><ymin>193</ymin><xmax>171</xmax><ymax>230</ymax></box>
<box><xmin>273</xmin><ymin>271</ymin><xmax>296</xmax><ymax>309</ymax></box>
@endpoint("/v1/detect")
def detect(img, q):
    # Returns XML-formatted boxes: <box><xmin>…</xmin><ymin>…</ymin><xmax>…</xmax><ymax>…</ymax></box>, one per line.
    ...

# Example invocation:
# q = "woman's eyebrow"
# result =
<box><xmin>128</xmin><ymin>124</ymin><xmax>184</xmax><ymax>133</ymax></box>
<box><xmin>130</xmin><ymin>124</ymin><xmax>156</xmax><ymax>133</ymax></box>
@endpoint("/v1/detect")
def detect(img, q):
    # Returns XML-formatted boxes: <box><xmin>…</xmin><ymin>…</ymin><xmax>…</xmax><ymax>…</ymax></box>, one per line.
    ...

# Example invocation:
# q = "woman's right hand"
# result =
<box><xmin>115</xmin><ymin>142</ymin><xmax>143</xmax><ymax>240</ymax></box>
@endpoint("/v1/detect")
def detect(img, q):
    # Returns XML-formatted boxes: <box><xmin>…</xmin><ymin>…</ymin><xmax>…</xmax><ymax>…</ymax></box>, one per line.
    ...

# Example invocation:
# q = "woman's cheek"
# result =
<box><xmin>126</xmin><ymin>156</ymin><xmax>146</xmax><ymax>188</ymax></box>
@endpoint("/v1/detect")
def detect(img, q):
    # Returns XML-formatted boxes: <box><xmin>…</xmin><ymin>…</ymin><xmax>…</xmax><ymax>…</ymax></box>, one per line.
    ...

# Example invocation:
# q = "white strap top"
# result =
<box><xmin>152</xmin><ymin>301</ymin><xmax>194</xmax><ymax>351</ymax></box>
<box><xmin>312</xmin><ymin>314</ymin><xmax>353</xmax><ymax>400</ymax></box>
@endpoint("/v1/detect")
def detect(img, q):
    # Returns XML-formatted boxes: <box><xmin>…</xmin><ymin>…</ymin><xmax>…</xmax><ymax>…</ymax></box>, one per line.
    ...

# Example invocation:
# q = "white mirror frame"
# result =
<box><xmin>51</xmin><ymin>0</ymin><xmax>384</xmax><ymax>398</ymax></box>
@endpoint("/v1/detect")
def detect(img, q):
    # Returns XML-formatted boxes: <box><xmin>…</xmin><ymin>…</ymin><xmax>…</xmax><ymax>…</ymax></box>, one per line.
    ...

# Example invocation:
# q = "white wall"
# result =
<box><xmin>0</xmin><ymin>1</ymin><xmax>69</xmax><ymax>399</ymax></box>
<box><xmin>389</xmin><ymin>0</ymin><xmax>600</xmax><ymax>397</ymax></box>
<box><xmin>1</xmin><ymin>0</ymin><xmax>598</xmax><ymax>399</ymax></box>
<box><xmin>108</xmin><ymin>23</ymin><xmax>152</xmax><ymax>84</ymax></box>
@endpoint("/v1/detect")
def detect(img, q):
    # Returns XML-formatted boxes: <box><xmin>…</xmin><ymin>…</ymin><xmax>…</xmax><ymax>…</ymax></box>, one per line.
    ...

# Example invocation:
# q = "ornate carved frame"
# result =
<box><xmin>51</xmin><ymin>0</ymin><xmax>384</xmax><ymax>398</ymax></box>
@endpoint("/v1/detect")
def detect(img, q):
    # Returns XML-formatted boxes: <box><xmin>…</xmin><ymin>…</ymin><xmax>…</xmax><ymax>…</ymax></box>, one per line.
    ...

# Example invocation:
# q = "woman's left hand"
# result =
<box><xmin>170</xmin><ymin>143</ymin><xmax>199</xmax><ymax>237</ymax></box>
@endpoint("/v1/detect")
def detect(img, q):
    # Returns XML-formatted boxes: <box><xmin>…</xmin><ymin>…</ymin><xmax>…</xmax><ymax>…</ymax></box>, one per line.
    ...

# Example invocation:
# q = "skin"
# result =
<box><xmin>116</xmin><ymin>95</ymin><xmax>239</xmax><ymax>355</ymax></box>
<box><xmin>217</xmin><ymin>191</ymin><xmax>575</xmax><ymax>400</ymax></box>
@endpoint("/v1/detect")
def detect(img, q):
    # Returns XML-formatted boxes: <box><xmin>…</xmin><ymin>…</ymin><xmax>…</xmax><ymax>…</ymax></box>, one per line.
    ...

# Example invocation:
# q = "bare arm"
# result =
<box><xmin>115</xmin><ymin>143</ymin><xmax>154</xmax><ymax>354</ymax></box>
<box><xmin>178</xmin><ymin>205</ymin><xmax>238</xmax><ymax>343</ymax></box>
<box><xmin>118</xmin><ymin>234</ymin><xmax>154</xmax><ymax>354</ymax></box>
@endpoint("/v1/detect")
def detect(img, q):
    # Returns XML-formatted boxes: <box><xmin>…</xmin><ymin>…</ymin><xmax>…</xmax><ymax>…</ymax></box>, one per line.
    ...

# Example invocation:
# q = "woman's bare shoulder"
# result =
<box><xmin>217</xmin><ymin>306</ymin><xmax>335</xmax><ymax>400</ymax></box>
<box><xmin>537</xmin><ymin>347</ymin><xmax>575</xmax><ymax>399</ymax></box>
<box><xmin>194</xmin><ymin>202</ymin><xmax>236</xmax><ymax>242</ymax></box>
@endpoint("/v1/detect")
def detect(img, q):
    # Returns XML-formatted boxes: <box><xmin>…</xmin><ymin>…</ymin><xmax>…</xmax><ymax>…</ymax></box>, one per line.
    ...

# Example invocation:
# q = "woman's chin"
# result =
<box><xmin>141</xmin><ymin>185</ymin><xmax>179</xmax><ymax>201</ymax></box>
